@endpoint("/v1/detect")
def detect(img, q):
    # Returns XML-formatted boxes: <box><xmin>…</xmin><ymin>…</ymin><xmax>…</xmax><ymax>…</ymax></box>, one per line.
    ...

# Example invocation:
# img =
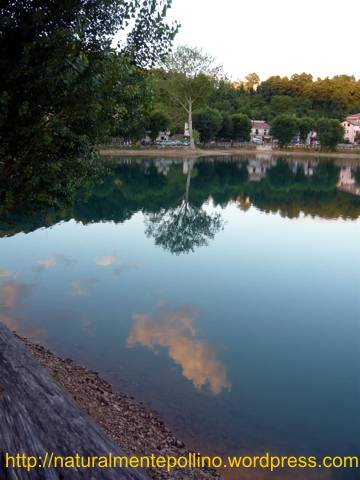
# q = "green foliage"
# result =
<box><xmin>298</xmin><ymin>117</ymin><xmax>314</xmax><ymax>143</ymax></box>
<box><xmin>154</xmin><ymin>45</ymin><xmax>223</xmax><ymax>148</ymax></box>
<box><xmin>148</xmin><ymin>111</ymin><xmax>171</xmax><ymax>141</ymax></box>
<box><xmin>0</xmin><ymin>0</ymin><xmax>177</xmax><ymax>206</ymax></box>
<box><xmin>231</xmin><ymin>114</ymin><xmax>251</xmax><ymax>141</ymax></box>
<box><xmin>193</xmin><ymin>108</ymin><xmax>222</xmax><ymax>143</ymax></box>
<box><xmin>316</xmin><ymin>118</ymin><xmax>345</xmax><ymax>150</ymax></box>
<box><xmin>218</xmin><ymin>113</ymin><xmax>234</xmax><ymax>140</ymax></box>
<box><xmin>271</xmin><ymin>114</ymin><xmax>299</xmax><ymax>147</ymax></box>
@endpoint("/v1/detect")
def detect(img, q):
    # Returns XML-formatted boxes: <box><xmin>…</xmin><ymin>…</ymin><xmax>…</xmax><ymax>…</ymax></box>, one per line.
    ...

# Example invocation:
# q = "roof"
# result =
<box><xmin>343</xmin><ymin>119</ymin><xmax>360</xmax><ymax>127</ymax></box>
<box><xmin>346</xmin><ymin>113</ymin><xmax>360</xmax><ymax>122</ymax></box>
<box><xmin>251</xmin><ymin>120</ymin><xmax>270</xmax><ymax>129</ymax></box>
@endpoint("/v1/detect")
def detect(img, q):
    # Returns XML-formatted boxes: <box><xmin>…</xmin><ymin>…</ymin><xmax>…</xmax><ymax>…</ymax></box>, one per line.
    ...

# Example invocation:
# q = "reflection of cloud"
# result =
<box><xmin>127</xmin><ymin>307</ymin><xmax>231</xmax><ymax>395</ymax></box>
<box><xmin>71</xmin><ymin>278</ymin><xmax>98</xmax><ymax>297</ymax></box>
<box><xmin>0</xmin><ymin>269</ymin><xmax>11</xmax><ymax>277</ymax></box>
<box><xmin>96</xmin><ymin>255</ymin><xmax>117</xmax><ymax>267</ymax></box>
<box><xmin>37</xmin><ymin>254</ymin><xmax>75</xmax><ymax>271</ymax></box>
<box><xmin>0</xmin><ymin>280</ymin><xmax>44</xmax><ymax>341</ymax></box>
<box><xmin>113</xmin><ymin>262</ymin><xmax>140</xmax><ymax>277</ymax></box>
<box><xmin>80</xmin><ymin>317</ymin><xmax>94</xmax><ymax>331</ymax></box>
<box><xmin>0</xmin><ymin>281</ymin><xmax>32</xmax><ymax>308</ymax></box>
<box><xmin>0</xmin><ymin>313</ymin><xmax>46</xmax><ymax>341</ymax></box>
<box><xmin>37</xmin><ymin>255</ymin><xmax>57</xmax><ymax>270</ymax></box>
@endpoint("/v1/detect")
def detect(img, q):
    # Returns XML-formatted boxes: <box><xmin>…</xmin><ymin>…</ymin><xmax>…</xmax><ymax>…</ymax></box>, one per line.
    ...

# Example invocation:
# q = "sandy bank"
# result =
<box><xmin>100</xmin><ymin>147</ymin><xmax>360</xmax><ymax>160</ymax></box>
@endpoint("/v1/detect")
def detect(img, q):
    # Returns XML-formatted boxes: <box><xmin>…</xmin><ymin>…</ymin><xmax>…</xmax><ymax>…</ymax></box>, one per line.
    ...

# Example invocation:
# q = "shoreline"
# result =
<box><xmin>18</xmin><ymin>334</ymin><xmax>220</xmax><ymax>480</ymax></box>
<box><xmin>100</xmin><ymin>147</ymin><xmax>360</xmax><ymax>160</ymax></box>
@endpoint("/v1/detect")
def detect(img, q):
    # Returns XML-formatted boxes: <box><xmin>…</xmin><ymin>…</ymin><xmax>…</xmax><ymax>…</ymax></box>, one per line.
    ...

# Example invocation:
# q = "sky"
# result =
<box><xmin>167</xmin><ymin>0</ymin><xmax>359</xmax><ymax>81</ymax></box>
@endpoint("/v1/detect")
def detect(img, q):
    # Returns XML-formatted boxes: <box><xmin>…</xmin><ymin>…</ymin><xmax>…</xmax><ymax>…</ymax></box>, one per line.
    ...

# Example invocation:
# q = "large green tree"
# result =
<box><xmin>148</xmin><ymin>111</ymin><xmax>171</xmax><ymax>141</ymax></box>
<box><xmin>271</xmin><ymin>114</ymin><xmax>299</xmax><ymax>147</ymax></box>
<box><xmin>316</xmin><ymin>118</ymin><xmax>344</xmax><ymax>150</ymax></box>
<box><xmin>0</xmin><ymin>0</ymin><xmax>177</xmax><ymax>205</ymax></box>
<box><xmin>231</xmin><ymin>114</ymin><xmax>251</xmax><ymax>141</ymax></box>
<box><xmin>298</xmin><ymin>116</ymin><xmax>314</xmax><ymax>143</ymax></box>
<box><xmin>158</xmin><ymin>45</ymin><xmax>223</xmax><ymax>149</ymax></box>
<box><xmin>193</xmin><ymin>107</ymin><xmax>222</xmax><ymax>143</ymax></box>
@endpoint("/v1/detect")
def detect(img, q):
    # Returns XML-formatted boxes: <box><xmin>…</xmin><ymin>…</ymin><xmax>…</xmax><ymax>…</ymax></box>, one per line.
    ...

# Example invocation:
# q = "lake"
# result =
<box><xmin>1</xmin><ymin>155</ymin><xmax>360</xmax><ymax>479</ymax></box>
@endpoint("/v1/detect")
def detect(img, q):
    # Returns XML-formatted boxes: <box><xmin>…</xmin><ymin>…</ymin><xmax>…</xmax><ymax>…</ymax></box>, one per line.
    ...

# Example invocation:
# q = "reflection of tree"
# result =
<box><xmin>145</xmin><ymin>159</ymin><xmax>224</xmax><ymax>254</ymax></box>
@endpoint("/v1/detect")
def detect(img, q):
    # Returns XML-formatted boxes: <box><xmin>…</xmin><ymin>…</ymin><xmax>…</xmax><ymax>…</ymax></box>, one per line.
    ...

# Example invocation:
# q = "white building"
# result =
<box><xmin>251</xmin><ymin>120</ymin><xmax>271</xmax><ymax>144</ymax></box>
<box><xmin>342</xmin><ymin>114</ymin><xmax>360</xmax><ymax>144</ymax></box>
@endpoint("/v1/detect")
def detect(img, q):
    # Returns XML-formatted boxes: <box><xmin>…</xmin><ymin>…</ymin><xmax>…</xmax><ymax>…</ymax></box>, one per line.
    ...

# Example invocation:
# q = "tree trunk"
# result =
<box><xmin>188</xmin><ymin>99</ymin><xmax>196</xmax><ymax>150</ymax></box>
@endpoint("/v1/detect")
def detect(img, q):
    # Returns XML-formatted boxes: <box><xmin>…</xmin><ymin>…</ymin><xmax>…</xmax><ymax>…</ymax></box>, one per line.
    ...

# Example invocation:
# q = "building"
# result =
<box><xmin>342</xmin><ymin>114</ymin><xmax>360</xmax><ymax>144</ymax></box>
<box><xmin>251</xmin><ymin>120</ymin><xmax>271</xmax><ymax>144</ymax></box>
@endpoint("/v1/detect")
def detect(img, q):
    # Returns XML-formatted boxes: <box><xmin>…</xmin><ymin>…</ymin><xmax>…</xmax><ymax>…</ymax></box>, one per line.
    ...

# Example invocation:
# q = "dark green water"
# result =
<box><xmin>1</xmin><ymin>155</ymin><xmax>360</xmax><ymax>479</ymax></box>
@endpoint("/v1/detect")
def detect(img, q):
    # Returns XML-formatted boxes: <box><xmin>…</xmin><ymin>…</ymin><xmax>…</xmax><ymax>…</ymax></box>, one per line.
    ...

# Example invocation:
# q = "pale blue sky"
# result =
<box><xmin>167</xmin><ymin>0</ymin><xmax>359</xmax><ymax>81</ymax></box>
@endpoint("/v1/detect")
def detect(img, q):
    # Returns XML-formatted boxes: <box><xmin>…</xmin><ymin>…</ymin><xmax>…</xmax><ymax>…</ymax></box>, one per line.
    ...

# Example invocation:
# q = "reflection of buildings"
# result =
<box><xmin>154</xmin><ymin>158</ymin><xmax>171</xmax><ymax>176</ymax></box>
<box><xmin>290</xmin><ymin>160</ymin><xmax>319</xmax><ymax>176</ymax></box>
<box><xmin>338</xmin><ymin>166</ymin><xmax>356</xmax><ymax>187</ymax></box>
<box><xmin>337</xmin><ymin>165</ymin><xmax>360</xmax><ymax>196</ymax></box>
<box><xmin>247</xmin><ymin>157</ymin><xmax>276</xmax><ymax>181</ymax></box>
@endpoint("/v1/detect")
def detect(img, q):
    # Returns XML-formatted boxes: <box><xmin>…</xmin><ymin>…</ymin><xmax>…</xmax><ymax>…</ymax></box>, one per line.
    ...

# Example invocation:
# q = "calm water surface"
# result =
<box><xmin>1</xmin><ymin>155</ymin><xmax>360</xmax><ymax>479</ymax></box>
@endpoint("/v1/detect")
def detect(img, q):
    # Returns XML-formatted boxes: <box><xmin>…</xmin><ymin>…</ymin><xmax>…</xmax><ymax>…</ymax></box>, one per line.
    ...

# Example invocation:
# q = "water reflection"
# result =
<box><xmin>1</xmin><ymin>155</ymin><xmax>360</xmax><ymax>474</ymax></box>
<box><xmin>127</xmin><ymin>306</ymin><xmax>231</xmax><ymax>395</ymax></box>
<box><xmin>0</xmin><ymin>278</ymin><xmax>44</xmax><ymax>340</ymax></box>
<box><xmin>96</xmin><ymin>255</ymin><xmax>117</xmax><ymax>266</ymax></box>
<box><xmin>36</xmin><ymin>254</ymin><xmax>76</xmax><ymax>271</ymax></box>
<box><xmin>2</xmin><ymin>156</ymin><xmax>360</xmax><ymax>243</ymax></box>
<box><xmin>144</xmin><ymin>159</ymin><xmax>224</xmax><ymax>255</ymax></box>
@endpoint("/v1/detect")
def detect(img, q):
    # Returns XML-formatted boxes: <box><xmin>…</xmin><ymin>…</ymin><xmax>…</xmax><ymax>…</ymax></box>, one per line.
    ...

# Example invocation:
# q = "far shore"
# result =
<box><xmin>100</xmin><ymin>146</ymin><xmax>360</xmax><ymax>160</ymax></box>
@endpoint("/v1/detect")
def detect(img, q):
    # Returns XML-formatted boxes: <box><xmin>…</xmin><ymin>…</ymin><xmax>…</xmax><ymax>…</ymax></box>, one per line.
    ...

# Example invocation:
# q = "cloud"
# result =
<box><xmin>127</xmin><ymin>307</ymin><xmax>231</xmax><ymax>395</ymax></box>
<box><xmin>96</xmin><ymin>255</ymin><xmax>117</xmax><ymax>267</ymax></box>
<box><xmin>0</xmin><ymin>269</ymin><xmax>11</xmax><ymax>277</ymax></box>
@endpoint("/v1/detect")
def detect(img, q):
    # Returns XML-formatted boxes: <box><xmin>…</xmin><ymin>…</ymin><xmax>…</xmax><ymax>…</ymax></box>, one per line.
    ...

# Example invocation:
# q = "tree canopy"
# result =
<box><xmin>0</xmin><ymin>0</ymin><xmax>178</xmax><ymax>206</ymax></box>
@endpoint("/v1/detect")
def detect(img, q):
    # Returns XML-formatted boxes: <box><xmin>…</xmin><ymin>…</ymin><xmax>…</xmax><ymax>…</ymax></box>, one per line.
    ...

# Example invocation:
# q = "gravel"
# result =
<box><xmin>18</xmin><ymin>336</ymin><xmax>222</xmax><ymax>480</ymax></box>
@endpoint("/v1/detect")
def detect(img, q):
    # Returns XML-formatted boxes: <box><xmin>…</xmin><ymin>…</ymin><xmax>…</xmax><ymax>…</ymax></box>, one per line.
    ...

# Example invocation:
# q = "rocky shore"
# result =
<box><xmin>18</xmin><ymin>335</ymin><xmax>221</xmax><ymax>480</ymax></box>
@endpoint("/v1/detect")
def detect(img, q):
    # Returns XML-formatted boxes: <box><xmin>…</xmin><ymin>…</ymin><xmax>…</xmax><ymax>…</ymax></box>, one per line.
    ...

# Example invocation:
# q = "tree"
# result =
<box><xmin>148</xmin><ymin>111</ymin><xmax>170</xmax><ymax>142</ymax></box>
<box><xmin>218</xmin><ymin>113</ymin><xmax>233</xmax><ymax>141</ymax></box>
<box><xmin>231</xmin><ymin>114</ymin><xmax>251</xmax><ymax>141</ymax></box>
<box><xmin>271</xmin><ymin>114</ymin><xmax>299</xmax><ymax>147</ymax></box>
<box><xmin>159</xmin><ymin>45</ymin><xmax>223</xmax><ymax>150</ymax></box>
<box><xmin>193</xmin><ymin>108</ymin><xmax>222</xmax><ymax>143</ymax></box>
<box><xmin>298</xmin><ymin>117</ymin><xmax>314</xmax><ymax>143</ymax></box>
<box><xmin>0</xmin><ymin>0</ymin><xmax>178</xmax><ymax>206</ymax></box>
<box><xmin>145</xmin><ymin>159</ymin><xmax>224</xmax><ymax>254</ymax></box>
<box><xmin>316</xmin><ymin>118</ymin><xmax>344</xmax><ymax>150</ymax></box>
<box><xmin>355</xmin><ymin>131</ymin><xmax>360</xmax><ymax>145</ymax></box>
<box><xmin>245</xmin><ymin>73</ymin><xmax>260</xmax><ymax>90</ymax></box>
